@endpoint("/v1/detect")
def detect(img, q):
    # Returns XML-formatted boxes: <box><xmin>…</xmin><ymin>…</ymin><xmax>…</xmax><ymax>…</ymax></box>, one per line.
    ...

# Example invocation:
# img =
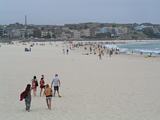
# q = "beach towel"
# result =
<box><xmin>20</xmin><ymin>91</ymin><xmax>27</xmax><ymax>101</ymax></box>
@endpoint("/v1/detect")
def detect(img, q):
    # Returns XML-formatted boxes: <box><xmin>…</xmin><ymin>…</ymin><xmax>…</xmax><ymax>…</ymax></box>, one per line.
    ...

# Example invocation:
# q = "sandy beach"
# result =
<box><xmin>0</xmin><ymin>42</ymin><xmax>160</xmax><ymax>120</ymax></box>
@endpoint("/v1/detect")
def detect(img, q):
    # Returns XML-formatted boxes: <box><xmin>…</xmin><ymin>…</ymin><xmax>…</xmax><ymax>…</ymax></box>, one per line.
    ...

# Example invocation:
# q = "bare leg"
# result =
<box><xmin>33</xmin><ymin>90</ymin><xmax>36</xmax><ymax>96</ymax></box>
<box><xmin>33</xmin><ymin>88</ymin><xmax>37</xmax><ymax>96</ymax></box>
<box><xmin>53</xmin><ymin>90</ymin><xmax>56</xmax><ymax>97</ymax></box>
<box><xmin>57</xmin><ymin>90</ymin><xmax>61</xmax><ymax>97</ymax></box>
<box><xmin>40</xmin><ymin>88</ymin><xmax>42</xmax><ymax>97</ymax></box>
<box><xmin>49</xmin><ymin>98</ymin><xmax>51</xmax><ymax>110</ymax></box>
<box><xmin>46</xmin><ymin>99</ymin><xmax>49</xmax><ymax>109</ymax></box>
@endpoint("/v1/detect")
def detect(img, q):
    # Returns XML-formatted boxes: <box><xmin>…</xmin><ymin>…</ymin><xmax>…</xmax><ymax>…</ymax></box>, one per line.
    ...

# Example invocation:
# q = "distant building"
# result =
<box><xmin>135</xmin><ymin>25</ymin><xmax>153</xmax><ymax>31</ymax></box>
<box><xmin>41</xmin><ymin>30</ymin><xmax>53</xmax><ymax>38</ymax></box>
<box><xmin>71</xmin><ymin>30</ymin><xmax>81</xmax><ymax>40</ymax></box>
<box><xmin>62</xmin><ymin>27</ymin><xmax>70</xmax><ymax>31</ymax></box>
<box><xmin>115</xmin><ymin>27</ymin><xmax>128</xmax><ymax>36</ymax></box>
<box><xmin>41</xmin><ymin>30</ymin><xmax>48</xmax><ymax>38</ymax></box>
<box><xmin>80</xmin><ymin>29</ymin><xmax>90</xmax><ymax>37</ymax></box>
<box><xmin>90</xmin><ymin>28</ymin><xmax>97</xmax><ymax>37</ymax></box>
<box><xmin>8</xmin><ymin>29</ymin><xmax>21</xmax><ymax>38</ymax></box>
<box><xmin>0</xmin><ymin>28</ymin><xmax>4</xmax><ymax>37</ymax></box>
<box><xmin>135</xmin><ymin>25</ymin><xmax>146</xmax><ymax>31</ymax></box>
<box><xmin>153</xmin><ymin>27</ymin><xmax>160</xmax><ymax>34</ymax></box>
<box><xmin>26</xmin><ymin>29</ymin><xmax>34</xmax><ymax>38</ymax></box>
<box><xmin>60</xmin><ymin>32</ymin><xmax>72</xmax><ymax>40</ymax></box>
<box><xmin>95</xmin><ymin>27</ymin><xmax>113</xmax><ymax>34</ymax></box>
<box><xmin>5</xmin><ymin>28</ymin><xmax>29</xmax><ymax>39</ymax></box>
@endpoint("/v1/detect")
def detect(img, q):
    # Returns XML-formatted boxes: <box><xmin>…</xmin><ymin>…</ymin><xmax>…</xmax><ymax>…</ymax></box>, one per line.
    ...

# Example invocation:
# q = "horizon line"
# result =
<box><xmin>1</xmin><ymin>21</ymin><xmax>160</xmax><ymax>26</ymax></box>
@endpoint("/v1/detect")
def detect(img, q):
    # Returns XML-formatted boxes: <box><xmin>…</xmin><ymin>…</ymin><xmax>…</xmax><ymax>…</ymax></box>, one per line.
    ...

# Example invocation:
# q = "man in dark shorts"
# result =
<box><xmin>51</xmin><ymin>74</ymin><xmax>61</xmax><ymax>97</ymax></box>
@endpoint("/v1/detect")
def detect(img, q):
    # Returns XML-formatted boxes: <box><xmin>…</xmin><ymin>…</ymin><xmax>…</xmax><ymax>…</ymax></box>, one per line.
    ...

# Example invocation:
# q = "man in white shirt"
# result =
<box><xmin>51</xmin><ymin>74</ymin><xmax>61</xmax><ymax>97</ymax></box>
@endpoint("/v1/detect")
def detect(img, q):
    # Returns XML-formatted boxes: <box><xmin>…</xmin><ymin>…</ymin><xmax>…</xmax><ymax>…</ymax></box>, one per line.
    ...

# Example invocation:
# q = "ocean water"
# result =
<box><xmin>105</xmin><ymin>40</ymin><xmax>160</xmax><ymax>56</ymax></box>
<box><xmin>118</xmin><ymin>41</ymin><xmax>160</xmax><ymax>56</ymax></box>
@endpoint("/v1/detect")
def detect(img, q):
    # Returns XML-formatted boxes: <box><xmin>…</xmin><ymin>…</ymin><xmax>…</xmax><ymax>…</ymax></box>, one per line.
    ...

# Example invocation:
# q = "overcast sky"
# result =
<box><xmin>0</xmin><ymin>0</ymin><xmax>159</xmax><ymax>25</ymax></box>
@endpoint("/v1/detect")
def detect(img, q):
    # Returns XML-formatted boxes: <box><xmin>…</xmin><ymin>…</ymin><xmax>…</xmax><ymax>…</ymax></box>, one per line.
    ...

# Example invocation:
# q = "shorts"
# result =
<box><xmin>54</xmin><ymin>86</ymin><xmax>59</xmax><ymax>91</ymax></box>
<box><xmin>46</xmin><ymin>96</ymin><xmax>52</xmax><ymax>100</ymax></box>
<box><xmin>40</xmin><ymin>85</ymin><xmax>45</xmax><ymax>89</ymax></box>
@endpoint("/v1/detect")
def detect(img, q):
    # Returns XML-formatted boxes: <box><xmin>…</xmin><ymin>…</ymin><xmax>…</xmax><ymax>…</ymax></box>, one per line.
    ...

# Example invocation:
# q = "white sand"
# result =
<box><xmin>0</xmin><ymin>42</ymin><xmax>160</xmax><ymax>120</ymax></box>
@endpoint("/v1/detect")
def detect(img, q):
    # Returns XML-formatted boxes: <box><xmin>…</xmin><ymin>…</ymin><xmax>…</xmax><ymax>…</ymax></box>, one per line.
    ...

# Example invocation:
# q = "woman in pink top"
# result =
<box><xmin>40</xmin><ymin>75</ymin><xmax>45</xmax><ymax>96</ymax></box>
<box><xmin>32</xmin><ymin>76</ymin><xmax>38</xmax><ymax>96</ymax></box>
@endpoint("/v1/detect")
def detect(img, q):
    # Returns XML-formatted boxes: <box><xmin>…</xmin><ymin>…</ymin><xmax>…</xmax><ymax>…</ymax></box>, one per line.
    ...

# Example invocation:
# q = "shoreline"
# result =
<box><xmin>1</xmin><ymin>40</ymin><xmax>160</xmax><ymax>58</ymax></box>
<box><xmin>1</xmin><ymin>38</ymin><xmax>160</xmax><ymax>43</ymax></box>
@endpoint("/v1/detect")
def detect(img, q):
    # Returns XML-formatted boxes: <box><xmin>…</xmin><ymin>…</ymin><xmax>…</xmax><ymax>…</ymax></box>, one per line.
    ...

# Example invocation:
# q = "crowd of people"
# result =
<box><xmin>20</xmin><ymin>74</ymin><xmax>61</xmax><ymax>112</ymax></box>
<box><xmin>70</xmin><ymin>42</ymin><xmax>120</xmax><ymax>60</ymax></box>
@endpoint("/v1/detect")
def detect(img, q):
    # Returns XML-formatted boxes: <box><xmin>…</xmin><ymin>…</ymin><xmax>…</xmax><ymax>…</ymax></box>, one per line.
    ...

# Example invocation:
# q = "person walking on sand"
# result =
<box><xmin>109</xmin><ymin>49</ymin><xmax>113</xmax><ymax>57</ymax></box>
<box><xmin>51</xmin><ymin>74</ymin><xmax>61</xmax><ymax>97</ymax></box>
<box><xmin>44</xmin><ymin>84</ymin><xmax>52</xmax><ymax>110</ymax></box>
<box><xmin>40</xmin><ymin>75</ymin><xmax>45</xmax><ymax>97</ymax></box>
<box><xmin>32</xmin><ymin>76</ymin><xmax>38</xmax><ymax>96</ymax></box>
<box><xmin>20</xmin><ymin>84</ymin><xmax>31</xmax><ymax>112</ymax></box>
<box><xmin>98</xmin><ymin>49</ymin><xmax>102</xmax><ymax>60</ymax></box>
<box><xmin>66</xmin><ymin>49</ymin><xmax>69</xmax><ymax>55</ymax></box>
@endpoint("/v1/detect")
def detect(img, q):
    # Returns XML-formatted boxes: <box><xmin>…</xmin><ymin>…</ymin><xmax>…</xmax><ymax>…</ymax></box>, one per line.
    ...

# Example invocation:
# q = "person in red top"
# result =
<box><xmin>40</xmin><ymin>75</ymin><xmax>45</xmax><ymax>96</ymax></box>
<box><xmin>32</xmin><ymin>76</ymin><xmax>38</xmax><ymax>96</ymax></box>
